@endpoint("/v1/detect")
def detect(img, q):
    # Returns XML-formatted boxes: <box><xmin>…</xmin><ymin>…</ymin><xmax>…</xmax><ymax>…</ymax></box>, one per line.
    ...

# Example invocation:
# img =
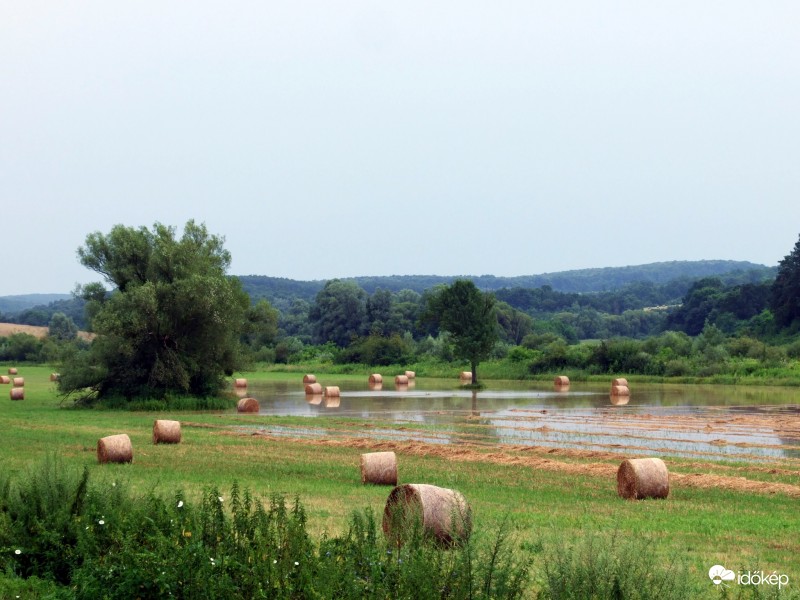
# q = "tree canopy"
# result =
<box><xmin>771</xmin><ymin>233</ymin><xmax>800</xmax><ymax>329</ymax></box>
<box><xmin>59</xmin><ymin>221</ymin><xmax>249</xmax><ymax>402</ymax></box>
<box><xmin>426</xmin><ymin>280</ymin><xmax>498</xmax><ymax>384</ymax></box>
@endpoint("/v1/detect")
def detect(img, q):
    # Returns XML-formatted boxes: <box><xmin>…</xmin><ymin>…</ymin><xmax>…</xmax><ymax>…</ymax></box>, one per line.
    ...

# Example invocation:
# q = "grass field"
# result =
<box><xmin>2</xmin><ymin>364</ymin><xmax>799</xmax><ymax>598</ymax></box>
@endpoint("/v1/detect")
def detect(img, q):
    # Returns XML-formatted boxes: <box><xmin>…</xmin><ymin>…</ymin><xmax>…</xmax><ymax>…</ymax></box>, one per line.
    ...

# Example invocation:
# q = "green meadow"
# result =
<box><xmin>2</xmin><ymin>365</ymin><xmax>799</xmax><ymax>598</ymax></box>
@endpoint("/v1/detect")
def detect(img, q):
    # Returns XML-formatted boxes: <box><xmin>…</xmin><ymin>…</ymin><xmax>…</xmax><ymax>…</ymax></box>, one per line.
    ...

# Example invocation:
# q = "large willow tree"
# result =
<box><xmin>59</xmin><ymin>221</ymin><xmax>249</xmax><ymax>403</ymax></box>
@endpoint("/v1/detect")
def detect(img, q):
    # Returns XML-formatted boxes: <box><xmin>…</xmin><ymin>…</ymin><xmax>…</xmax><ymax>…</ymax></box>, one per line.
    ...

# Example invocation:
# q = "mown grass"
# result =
<box><xmin>1</xmin><ymin>365</ymin><xmax>799</xmax><ymax>598</ymax></box>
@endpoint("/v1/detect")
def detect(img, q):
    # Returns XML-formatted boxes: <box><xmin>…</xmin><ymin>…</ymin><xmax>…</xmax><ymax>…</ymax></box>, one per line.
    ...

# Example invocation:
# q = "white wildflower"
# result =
<box><xmin>177</xmin><ymin>500</ymin><xmax>184</xmax><ymax>508</ymax></box>
<box><xmin>14</xmin><ymin>549</ymin><xmax>21</xmax><ymax>555</ymax></box>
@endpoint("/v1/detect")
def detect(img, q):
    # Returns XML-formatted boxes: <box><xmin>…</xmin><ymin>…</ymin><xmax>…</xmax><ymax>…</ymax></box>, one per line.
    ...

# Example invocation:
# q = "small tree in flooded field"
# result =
<box><xmin>426</xmin><ymin>280</ymin><xmax>498</xmax><ymax>384</ymax></box>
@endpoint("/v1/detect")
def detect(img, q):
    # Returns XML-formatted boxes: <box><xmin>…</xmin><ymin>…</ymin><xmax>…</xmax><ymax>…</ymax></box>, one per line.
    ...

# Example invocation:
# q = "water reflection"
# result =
<box><xmin>234</xmin><ymin>379</ymin><xmax>800</xmax><ymax>461</ymax></box>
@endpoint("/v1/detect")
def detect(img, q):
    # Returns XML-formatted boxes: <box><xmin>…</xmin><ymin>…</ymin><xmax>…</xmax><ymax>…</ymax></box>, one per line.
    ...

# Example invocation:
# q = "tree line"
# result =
<box><xmin>3</xmin><ymin>221</ymin><xmax>800</xmax><ymax>404</ymax></box>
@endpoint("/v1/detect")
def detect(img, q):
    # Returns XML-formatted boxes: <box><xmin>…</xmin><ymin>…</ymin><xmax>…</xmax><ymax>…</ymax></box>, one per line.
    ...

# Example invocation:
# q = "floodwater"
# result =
<box><xmin>231</xmin><ymin>378</ymin><xmax>800</xmax><ymax>462</ymax></box>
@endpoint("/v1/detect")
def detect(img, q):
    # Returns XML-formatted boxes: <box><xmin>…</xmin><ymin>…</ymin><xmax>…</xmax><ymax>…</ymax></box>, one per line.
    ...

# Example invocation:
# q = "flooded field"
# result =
<box><xmin>231</xmin><ymin>378</ymin><xmax>800</xmax><ymax>463</ymax></box>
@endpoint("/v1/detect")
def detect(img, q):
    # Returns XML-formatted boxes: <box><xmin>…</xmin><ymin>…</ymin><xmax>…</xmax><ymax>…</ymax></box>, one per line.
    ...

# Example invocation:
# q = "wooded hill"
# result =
<box><xmin>239</xmin><ymin>260</ymin><xmax>773</xmax><ymax>310</ymax></box>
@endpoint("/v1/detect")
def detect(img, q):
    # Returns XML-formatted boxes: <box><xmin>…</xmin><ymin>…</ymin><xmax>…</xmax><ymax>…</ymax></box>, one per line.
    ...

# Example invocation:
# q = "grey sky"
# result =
<box><xmin>2</xmin><ymin>1</ymin><xmax>799</xmax><ymax>297</ymax></box>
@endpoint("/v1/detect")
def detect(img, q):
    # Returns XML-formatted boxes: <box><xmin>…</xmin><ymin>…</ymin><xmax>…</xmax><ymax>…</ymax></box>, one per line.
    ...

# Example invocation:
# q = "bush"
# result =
<box><xmin>535</xmin><ymin>529</ymin><xmax>694</xmax><ymax>599</ymax></box>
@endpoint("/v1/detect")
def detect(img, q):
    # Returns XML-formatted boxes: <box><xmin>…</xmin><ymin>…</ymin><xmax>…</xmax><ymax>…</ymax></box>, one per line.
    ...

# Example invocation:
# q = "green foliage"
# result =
<box><xmin>426</xmin><ymin>280</ymin><xmax>499</xmax><ymax>383</ymax></box>
<box><xmin>0</xmin><ymin>333</ymin><xmax>44</xmax><ymax>362</ymax></box>
<box><xmin>771</xmin><ymin>233</ymin><xmax>800</xmax><ymax>328</ymax></box>
<box><xmin>338</xmin><ymin>333</ymin><xmax>413</xmax><ymax>366</ymax></box>
<box><xmin>1</xmin><ymin>458</ymin><xmax>529</xmax><ymax>600</ymax></box>
<box><xmin>535</xmin><ymin>529</ymin><xmax>695</xmax><ymax>599</ymax></box>
<box><xmin>58</xmin><ymin>221</ymin><xmax>249</xmax><ymax>403</ymax></box>
<box><xmin>309</xmin><ymin>279</ymin><xmax>368</xmax><ymax>347</ymax></box>
<box><xmin>47</xmin><ymin>312</ymin><xmax>78</xmax><ymax>341</ymax></box>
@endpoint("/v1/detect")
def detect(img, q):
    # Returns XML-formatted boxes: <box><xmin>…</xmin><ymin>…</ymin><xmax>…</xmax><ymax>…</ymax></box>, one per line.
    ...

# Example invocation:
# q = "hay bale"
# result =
<box><xmin>369</xmin><ymin>381</ymin><xmax>383</xmax><ymax>391</ymax></box>
<box><xmin>237</xmin><ymin>397</ymin><xmax>260</xmax><ymax>413</ymax></box>
<box><xmin>303</xmin><ymin>374</ymin><xmax>317</xmax><ymax>384</ymax></box>
<box><xmin>97</xmin><ymin>434</ymin><xmax>133</xmax><ymax>464</ymax></box>
<box><xmin>153</xmin><ymin>419</ymin><xmax>181</xmax><ymax>444</ymax></box>
<box><xmin>611</xmin><ymin>378</ymin><xmax>628</xmax><ymax>387</ymax></box>
<box><xmin>610</xmin><ymin>395</ymin><xmax>630</xmax><ymax>406</ymax></box>
<box><xmin>361</xmin><ymin>451</ymin><xmax>398</xmax><ymax>485</ymax></box>
<box><xmin>395</xmin><ymin>375</ymin><xmax>409</xmax><ymax>385</ymax></box>
<box><xmin>554</xmin><ymin>375</ymin><xmax>570</xmax><ymax>386</ymax></box>
<box><xmin>459</xmin><ymin>371</ymin><xmax>472</xmax><ymax>380</ymax></box>
<box><xmin>10</xmin><ymin>387</ymin><xmax>24</xmax><ymax>401</ymax></box>
<box><xmin>617</xmin><ymin>458</ymin><xmax>669</xmax><ymax>500</ymax></box>
<box><xmin>368</xmin><ymin>374</ymin><xmax>383</xmax><ymax>384</ymax></box>
<box><xmin>404</xmin><ymin>370</ymin><xmax>416</xmax><ymax>379</ymax></box>
<box><xmin>611</xmin><ymin>384</ymin><xmax>630</xmax><ymax>396</ymax></box>
<box><xmin>383</xmin><ymin>483</ymin><xmax>471</xmax><ymax>546</ymax></box>
<box><xmin>0</xmin><ymin>376</ymin><xmax>10</xmax><ymax>384</ymax></box>
<box><xmin>8</xmin><ymin>368</ymin><xmax>17</xmax><ymax>375</ymax></box>
<box><xmin>305</xmin><ymin>383</ymin><xmax>323</xmax><ymax>395</ymax></box>
<box><xmin>234</xmin><ymin>378</ymin><xmax>247</xmax><ymax>388</ymax></box>
<box><xmin>324</xmin><ymin>386</ymin><xmax>340</xmax><ymax>397</ymax></box>
<box><xmin>50</xmin><ymin>373</ymin><xmax>60</xmax><ymax>382</ymax></box>
<box><xmin>12</xmin><ymin>378</ymin><xmax>24</xmax><ymax>387</ymax></box>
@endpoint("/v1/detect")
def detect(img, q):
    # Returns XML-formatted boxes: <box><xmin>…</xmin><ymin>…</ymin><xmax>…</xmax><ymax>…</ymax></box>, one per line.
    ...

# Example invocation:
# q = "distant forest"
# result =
<box><xmin>0</xmin><ymin>260</ymin><xmax>776</xmax><ymax>345</ymax></box>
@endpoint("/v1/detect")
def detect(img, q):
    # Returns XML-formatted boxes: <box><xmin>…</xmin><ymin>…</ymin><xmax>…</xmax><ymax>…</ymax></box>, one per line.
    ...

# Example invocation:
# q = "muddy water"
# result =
<box><xmin>235</xmin><ymin>379</ymin><xmax>800</xmax><ymax>462</ymax></box>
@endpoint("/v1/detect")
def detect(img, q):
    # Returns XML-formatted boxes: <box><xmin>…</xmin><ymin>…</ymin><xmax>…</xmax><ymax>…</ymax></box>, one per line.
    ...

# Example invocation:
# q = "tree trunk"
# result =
<box><xmin>471</xmin><ymin>362</ymin><xmax>477</xmax><ymax>385</ymax></box>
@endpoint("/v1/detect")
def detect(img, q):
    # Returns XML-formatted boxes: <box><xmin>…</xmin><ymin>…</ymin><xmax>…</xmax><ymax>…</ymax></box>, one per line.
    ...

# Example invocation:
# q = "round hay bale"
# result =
<box><xmin>459</xmin><ymin>371</ymin><xmax>472</xmax><ymax>380</ymax></box>
<box><xmin>153</xmin><ymin>419</ymin><xmax>181</xmax><ymax>444</ymax></box>
<box><xmin>302</xmin><ymin>374</ymin><xmax>317</xmax><ymax>384</ymax></box>
<box><xmin>404</xmin><ymin>370</ymin><xmax>416</xmax><ymax>379</ymax></box>
<box><xmin>554</xmin><ymin>375</ymin><xmax>570</xmax><ymax>386</ymax></box>
<box><xmin>611</xmin><ymin>378</ymin><xmax>628</xmax><ymax>387</ymax></box>
<box><xmin>10</xmin><ymin>387</ymin><xmax>24</xmax><ymax>401</ymax></box>
<box><xmin>324</xmin><ymin>396</ymin><xmax>340</xmax><ymax>408</ymax></box>
<box><xmin>97</xmin><ymin>434</ymin><xmax>133</xmax><ymax>464</ymax></box>
<box><xmin>361</xmin><ymin>451</ymin><xmax>398</xmax><ymax>486</ymax></box>
<box><xmin>324</xmin><ymin>386</ymin><xmax>340</xmax><ymax>398</ymax></box>
<box><xmin>0</xmin><ymin>376</ymin><xmax>10</xmax><ymax>384</ymax></box>
<box><xmin>395</xmin><ymin>375</ymin><xmax>409</xmax><ymax>385</ymax></box>
<box><xmin>369</xmin><ymin>381</ymin><xmax>383</xmax><ymax>391</ymax></box>
<box><xmin>611</xmin><ymin>384</ymin><xmax>630</xmax><ymax>396</ymax></box>
<box><xmin>305</xmin><ymin>383</ymin><xmax>323</xmax><ymax>395</ymax></box>
<box><xmin>8</xmin><ymin>368</ymin><xmax>18</xmax><ymax>375</ymax></box>
<box><xmin>234</xmin><ymin>378</ymin><xmax>247</xmax><ymax>388</ymax></box>
<box><xmin>368</xmin><ymin>374</ymin><xmax>383</xmax><ymax>384</ymax></box>
<box><xmin>383</xmin><ymin>483</ymin><xmax>471</xmax><ymax>546</ymax></box>
<box><xmin>50</xmin><ymin>373</ymin><xmax>60</xmax><ymax>382</ymax></box>
<box><xmin>617</xmin><ymin>458</ymin><xmax>669</xmax><ymax>500</ymax></box>
<box><xmin>610</xmin><ymin>394</ymin><xmax>630</xmax><ymax>406</ymax></box>
<box><xmin>12</xmin><ymin>378</ymin><xmax>24</xmax><ymax>387</ymax></box>
<box><xmin>237</xmin><ymin>397</ymin><xmax>260</xmax><ymax>413</ymax></box>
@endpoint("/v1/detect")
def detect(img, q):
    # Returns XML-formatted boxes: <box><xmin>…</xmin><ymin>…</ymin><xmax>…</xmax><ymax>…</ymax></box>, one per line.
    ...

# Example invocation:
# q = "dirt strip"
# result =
<box><xmin>233</xmin><ymin>431</ymin><xmax>800</xmax><ymax>498</ymax></box>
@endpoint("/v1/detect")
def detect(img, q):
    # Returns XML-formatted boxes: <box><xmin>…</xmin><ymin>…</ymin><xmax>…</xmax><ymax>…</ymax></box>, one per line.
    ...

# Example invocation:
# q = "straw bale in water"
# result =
<box><xmin>324</xmin><ymin>386</ymin><xmax>340</xmax><ymax>397</ymax></box>
<box><xmin>234</xmin><ymin>378</ymin><xmax>247</xmax><ymax>388</ymax></box>
<box><xmin>617</xmin><ymin>457</ymin><xmax>669</xmax><ymax>500</ymax></box>
<box><xmin>459</xmin><ymin>371</ymin><xmax>472</xmax><ymax>380</ymax></box>
<box><xmin>305</xmin><ymin>383</ymin><xmax>323</xmax><ymax>395</ymax></box>
<box><xmin>404</xmin><ymin>371</ymin><xmax>416</xmax><ymax>379</ymax></box>
<box><xmin>554</xmin><ymin>375</ymin><xmax>570</xmax><ymax>386</ymax></box>
<box><xmin>611</xmin><ymin>384</ymin><xmax>630</xmax><ymax>396</ymax></box>
<box><xmin>611</xmin><ymin>378</ymin><xmax>628</xmax><ymax>387</ymax></box>
<box><xmin>97</xmin><ymin>434</ymin><xmax>133</xmax><ymax>464</ymax></box>
<box><xmin>360</xmin><ymin>451</ymin><xmax>398</xmax><ymax>486</ymax></box>
<box><xmin>303</xmin><ymin>374</ymin><xmax>317</xmax><ymax>384</ymax></box>
<box><xmin>237</xmin><ymin>397</ymin><xmax>260</xmax><ymax>413</ymax></box>
<box><xmin>324</xmin><ymin>396</ymin><xmax>340</xmax><ymax>408</ymax></box>
<box><xmin>395</xmin><ymin>375</ymin><xmax>409</xmax><ymax>385</ymax></box>
<box><xmin>383</xmin><ymin>483</ymin><xmax>471</xmax><ymax>546</ymax></box>
<box><xmin>610</xmin><ymin>395</ymin><xmax>630</xmax><ymax>406</ymax></box>
<box><xmin>369</xmin><ymin>374</ymin><xmax>383</xmax><ymax>384</ymax></box>
<box><xmin>153</xmin><ymin>419</ymin><xmax>181</xmax><ymax>444</ymax></box>
<box><xmin>10</xmin><ymin>387</ymin><xmax>24</xmax><ymax>401</ymax></box>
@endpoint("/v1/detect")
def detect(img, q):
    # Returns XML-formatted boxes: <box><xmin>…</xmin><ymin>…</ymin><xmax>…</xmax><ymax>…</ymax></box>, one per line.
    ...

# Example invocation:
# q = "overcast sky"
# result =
<box><xmin>2</xmin><ymin>1</ymin><xmax>799</xmax><ymax>297</ymax></box>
